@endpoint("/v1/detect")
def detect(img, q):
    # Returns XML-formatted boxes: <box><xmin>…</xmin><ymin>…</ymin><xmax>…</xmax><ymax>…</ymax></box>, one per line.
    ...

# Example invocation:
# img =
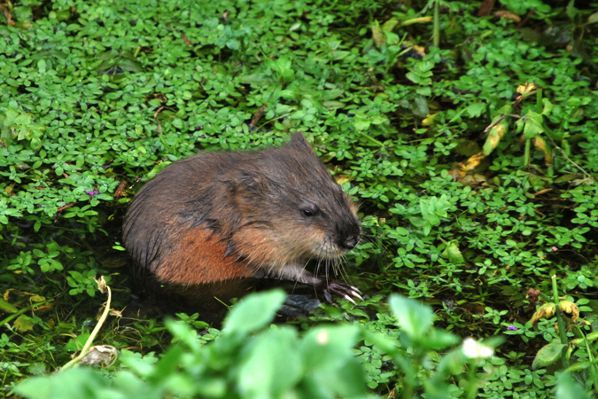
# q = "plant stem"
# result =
<box><xmin>433</xmin><ymin>0</ymin><xmax>440</xmax><ymax>48</ymax></box>
<box><xmin>464</xmin><ymin>361</ymin><xmax>479</xmax><ymax>399</ymax></box>
<box><xmin>551</xmin><ymin>275</ymin><xmax>569</xmax><ymax>367</ymax></box>
<box><xmin>358</xmin><ymin>131</ymin><xmax>385</xmax><ymax>147</ymax></box>
<box><xmin>395</xmin><ymin>355</ymin><xmax>416</xmax><ymax>399</ymax></box>
<box><xmin>0</xmin><ymin>302</ymin><xmax>46</xmax><ymax>326</ymax></box>
<box><xmin>524</xmin><ymin>138</ymin><xmax>531</xmax><ymax>167</ymax></box>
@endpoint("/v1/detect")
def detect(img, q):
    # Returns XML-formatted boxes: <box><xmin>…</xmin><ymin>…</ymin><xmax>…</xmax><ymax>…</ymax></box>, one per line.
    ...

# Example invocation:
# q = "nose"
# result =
<box><xmin>341</xmin><ymin>234</ymin><xmax>359</xmax><ymax>250</ymax></box>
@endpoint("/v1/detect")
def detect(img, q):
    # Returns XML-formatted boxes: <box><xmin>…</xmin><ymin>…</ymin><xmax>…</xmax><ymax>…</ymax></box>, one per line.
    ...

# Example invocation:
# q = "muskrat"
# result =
<box><xmin>122</xmin><ymin>133</ymin><xmax>361</xmax><ymax>307</ymax></box>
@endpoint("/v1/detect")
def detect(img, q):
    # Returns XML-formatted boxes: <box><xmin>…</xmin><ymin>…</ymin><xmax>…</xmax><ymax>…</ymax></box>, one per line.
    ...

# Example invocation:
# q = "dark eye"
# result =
<box><xmin>301</xmin><ymin>205</ymin><xmax>319</xmax><ymax>217</ymax></box>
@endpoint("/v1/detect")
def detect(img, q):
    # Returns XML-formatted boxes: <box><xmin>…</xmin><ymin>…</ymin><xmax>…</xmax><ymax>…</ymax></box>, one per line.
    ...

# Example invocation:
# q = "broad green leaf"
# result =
<box><xmin>0</xmin><ymin>298</ymin><xmax>18</xmax><ymax>313</ymax></box>
<box><xmin>222</xmin><ymin>290</ymin><xmax>286</xmax><ymax>335</ymax></box>
<box><xmin>532</xmin><ymin>340</ymin><xmax>566</xmax><ymax>369</ymax></box>
<box><xmin>112</xmin><ymin>370</ymin><xmax>159</xmax><ymax>398</ymax></box>
<box><xmin>421</xmin><ymin>328</ymin><xmax>460</xmax><ymax>351</ymax></box>
<box><xmin>354</xmin><ymin>117</ymin><xmax>371</xmax><ymax>131</ymax></box>
<box><xmin>14</xmin><ymin>367</ymin><xmax>105</xmax><ymax>399</ymax></box>
<box><xmin>119</xmin><ymin>350</ymin><xmax>158</xmax><ymax>378</ymax></box>
<box><xmin>556</xmin><ymin>372</ymin><xmax>590</xmax><ymax>399</ymax></box>
<box><xmin>165</xmin><ymin>319</ymin><xmax>201</xmax><ymax>351</ymax></box>
<box><xmin>465</xmin><ymin>102</ymin><xmax>486</xmax><ymax>118</ymax></box>
<box><xmin>363</xmin><ymin>329</ymin><xmax>399</xmax><ymax>354</ymax></box>
<box><xmin>301</xmin><ymin>326</ymin><xmax>366</xmax><ymax>397</ymax></box>
<box><xmin>308</xmin><ymin>358</ymin><xmax>368</xmax><ymax>398</ymax></box>
<box><xmin>301</xmin><ymin>325</ymin><xmax>360</xmax><ymax>371</ymax></box>
<box><xmin>443</xmin><ymin>241</ymin><xmax>465</xmax><ymax>265</ymax></box>
<box><xmin>14</xmin><ymin>315</ymin><xmax>35</xmax><ymax>332</ymax></box>
<box><xmin>523</xmin><ymin>110</ymin><xmax>544</xmax><ymax>139</ymax></box>
<box><xmin>389</xmin><ymin>294</ymin><xmax>434</xmax><ymax>339</ymax></box>
<box><xmin>237</xmin><ymin>327</ymin><xmax>301</xmax><ymax>398</ymax></box>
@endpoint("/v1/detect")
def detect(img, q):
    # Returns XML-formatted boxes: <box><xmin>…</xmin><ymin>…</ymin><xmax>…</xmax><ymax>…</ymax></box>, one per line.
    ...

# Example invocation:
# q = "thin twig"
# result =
<box><xmin>61</xmin><ymin>276</ymin><xmax>112</xmax><ymax>371</ymax></box>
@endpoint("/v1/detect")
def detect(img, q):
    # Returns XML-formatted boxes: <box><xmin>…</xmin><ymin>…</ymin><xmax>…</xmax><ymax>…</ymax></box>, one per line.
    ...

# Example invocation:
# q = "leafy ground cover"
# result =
<box><xmin>1</xmin><ymin>0</ymin><xmax>596</xmax><ymax>397</ymax></box>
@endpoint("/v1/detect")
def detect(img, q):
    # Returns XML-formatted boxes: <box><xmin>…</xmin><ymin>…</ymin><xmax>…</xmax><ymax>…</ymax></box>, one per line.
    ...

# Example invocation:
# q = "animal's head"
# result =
<box><xmin>232</xmin><ymin>133</ymin><xmax>360</xmax><ymax>265</ymax></box>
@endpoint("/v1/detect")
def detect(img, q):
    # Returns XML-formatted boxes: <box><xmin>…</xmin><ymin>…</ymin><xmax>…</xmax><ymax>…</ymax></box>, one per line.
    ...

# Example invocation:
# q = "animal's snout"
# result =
<box><xmin>341</xmin><ymin>234</ymin><xmax>359</xmax><ymax>250</ymax></box>
<box><xmin>336</xmin><ymin>221</ymin><xmax>360</xmax><ymax>250</ymax></box>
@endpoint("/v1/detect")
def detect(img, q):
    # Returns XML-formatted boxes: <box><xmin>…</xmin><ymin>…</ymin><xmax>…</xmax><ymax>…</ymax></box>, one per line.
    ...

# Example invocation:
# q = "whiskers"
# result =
<box><xmin>313</xmin><ymin>249</ymin><xmax>350</xmax><ymax>286</ymax></box>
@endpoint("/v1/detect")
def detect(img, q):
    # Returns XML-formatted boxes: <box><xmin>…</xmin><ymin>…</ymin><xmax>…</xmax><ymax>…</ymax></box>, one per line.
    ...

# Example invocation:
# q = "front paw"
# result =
<box><xmin>323</xmin><ymin>281</ymin><xmax>363</xmax><ymax>304</ymax></box>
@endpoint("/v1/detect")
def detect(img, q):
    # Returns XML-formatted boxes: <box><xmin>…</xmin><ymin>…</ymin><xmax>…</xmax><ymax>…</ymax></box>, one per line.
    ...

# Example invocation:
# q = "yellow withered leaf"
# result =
<box><xmin>460</xmin><ymin>151</ymin><xmax>485</xmax><ymax>172</ymax></box>
<box><xmin>412</xmin><ymin>45</ymin><xmax>426</xmax><ymax>57</ymax></box>
<box><xmin>400</xmin><ymin>16</ymin><xmax>433</xmax><ymax>27</ymax></box>
<box><xmin>335</xmin><ymin>175</ymin><xmax>351</xmax><ymax>185</ymax></box>
<box><xmin>558</xmin><ymin>300</ymin><xmax>579</xmax><ymax>322</ymax></box>
<box><xmin>516</xmin><ymin>82</ymin><xmax>537</xmax><ymax>97</ymax></box>
<box><xmin>533</xmin><ymin>136</ymin><xmax>553</xmax><ymax>165</ymax></box>
<box><xmin>483</xmin><ymin>121</ymin><xmax>508</xmax><ymax>156</ymax></box>
<box><xmin>422</xmin><ymin>113</ymin><xmax>437</xmax><ymax>126</ymax></box>
<box><xmin>530</xmin><ymin>302</ymin><xmax>556</xmax><ymax>325</ymax></box>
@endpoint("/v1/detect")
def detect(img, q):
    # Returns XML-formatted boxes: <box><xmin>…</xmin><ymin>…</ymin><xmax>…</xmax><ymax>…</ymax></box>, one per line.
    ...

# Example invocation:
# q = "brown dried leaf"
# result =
<box><xmin>249</xmin><ymin>105</ymin><xmax>266</xmax><ymax>129</ymax></box>
<box><xmin>494</xmin><ymin>10</ymin><xmax>522</xmax><ymax>23</ymax></box>
<box><xmin>477</xmin><ymin>0</ymin><xmax>496</xmax><ymax>16</ymax></box>
<box><xmin>114</xmin><ymin>180</ymin><xmax>127</xmax><ymax>198</ymax></box>
<box><xmin>181</xmin><ymin>33</ymin><xmax>191</xmax><ymax>46</ymax></box>
<box><xmin>0</xmin><ymin>3</ymin><xmax>15</xmax><ymax>26</ymax></box>
<box><xmin>96</xmin><ymin>276</ymin><xmax>108</xmax><ymax>294</ymax></box>
<box><xmin>527</xmin><ymin>288</ymin><xmax>541</xmax><ymax>305</ymax></box>
<box><xmin>459</xmin><ymin>173</ymin><xmax>487</xmax><ymax>186</ymax></box>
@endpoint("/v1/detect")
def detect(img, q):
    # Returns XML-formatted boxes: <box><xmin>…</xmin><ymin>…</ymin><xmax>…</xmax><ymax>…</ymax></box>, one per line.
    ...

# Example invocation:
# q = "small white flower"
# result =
<box><xmin>462</xmin><ymin>337</ymin><xmax>494</xmax><ymax>359</ymax></box>
<box><xmin>316</xmin><ymin>330</ymin><xmax>329</xmax><ymax>345</ymax></box>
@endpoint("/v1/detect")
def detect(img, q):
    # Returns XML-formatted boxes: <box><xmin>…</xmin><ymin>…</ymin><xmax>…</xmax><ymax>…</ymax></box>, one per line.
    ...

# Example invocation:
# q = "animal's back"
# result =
<box><xmin>123</xmin><ymin>152</ymin><xmax>253</xmax><ymax>284</ymax></box>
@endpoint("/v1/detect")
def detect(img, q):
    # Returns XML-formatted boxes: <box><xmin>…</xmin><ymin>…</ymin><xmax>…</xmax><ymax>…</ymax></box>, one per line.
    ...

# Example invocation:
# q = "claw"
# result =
<box><xmin>350</xmin><ymin>285</ymin><xmax>362</xmax><ymax>294</ymax></box>
<box><xmin>343</xmin><ymin>294</ymin><xmax>356</xmax><ymax>305</ymax></box>
<box><xmin>349</xmin><ymin>288</ymin><xmax>363</xmax><ymax>300</ymax></box>
<box><xmin>323</xmin><ymin>281</ymin><xmax>362</xmax><ymax>304</ymax></box>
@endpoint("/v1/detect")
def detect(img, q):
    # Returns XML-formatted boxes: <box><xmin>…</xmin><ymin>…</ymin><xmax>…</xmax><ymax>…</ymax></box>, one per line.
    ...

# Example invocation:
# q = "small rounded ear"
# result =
<box><xmin>288</xmin><ymin>132</ymin><xmax>312</xmax><ymax>150</ymax></box>
<box><xmin>235</xmin><ymin>171</ymin><xmax>266</xmax><ymax>194</ymax></box>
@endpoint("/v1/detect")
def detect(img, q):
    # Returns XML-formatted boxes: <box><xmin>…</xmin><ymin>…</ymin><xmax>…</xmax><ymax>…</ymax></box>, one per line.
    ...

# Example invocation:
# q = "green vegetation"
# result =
<box><xmin>1</xmin><ymin>0</ymin><xmax>596</xmax><ymax>398</ymax></box>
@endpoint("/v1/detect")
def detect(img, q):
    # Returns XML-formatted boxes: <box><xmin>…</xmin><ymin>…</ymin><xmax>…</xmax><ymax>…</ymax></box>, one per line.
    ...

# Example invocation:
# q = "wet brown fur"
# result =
<box><xmin>123</xmin><ymin>133</ymin><xmax>360</xmax><ymax>287</ymax></box>
<box><xmin>155</xmin><ymin>226</ymin><xmax>254</xmax><ymax>284</ymax></box>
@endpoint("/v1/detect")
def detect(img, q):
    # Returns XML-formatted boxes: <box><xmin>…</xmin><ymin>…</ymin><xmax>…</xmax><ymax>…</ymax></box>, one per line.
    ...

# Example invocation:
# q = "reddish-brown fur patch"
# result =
<box><xmin>156</xmin><ymin>227</ymin><xmax>254</xmax><ymax>284</ymax></box>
